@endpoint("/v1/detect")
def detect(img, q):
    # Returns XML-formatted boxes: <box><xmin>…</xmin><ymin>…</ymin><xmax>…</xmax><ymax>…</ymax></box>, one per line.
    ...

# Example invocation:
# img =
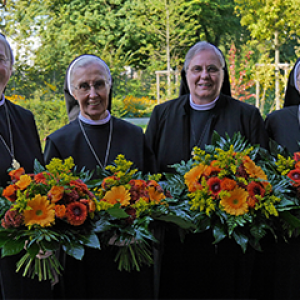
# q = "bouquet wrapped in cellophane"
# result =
<box><xmin>165</xmin><ymin>132</ymin><xmax>296</xmax><ymax>252</ymax></box>
<box><xmin>91</xmin><ymin>154</ymin><xmax>193</xmax><ymax>272</ymax></box>
<box><xmin>0</xmin><ymin>157</ymin><xmax>100</xmax><ymax>281</ymax></box>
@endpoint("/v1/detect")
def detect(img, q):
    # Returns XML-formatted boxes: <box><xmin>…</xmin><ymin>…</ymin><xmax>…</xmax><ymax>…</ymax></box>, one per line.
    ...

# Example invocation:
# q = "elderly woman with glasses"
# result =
<box><xmin>0</xmin><ymin>34</ymin><xmax>50</xmax><ymax>299</ymax></box>
<box><xmin>44</xmin><ymin>54</ymin><xmax>154</xmax><ymax>299</ymax></box>
<box><xmin>145</xmin><ymin>41</ymin><xmax>269</xmax><ymax>299</ymax></box>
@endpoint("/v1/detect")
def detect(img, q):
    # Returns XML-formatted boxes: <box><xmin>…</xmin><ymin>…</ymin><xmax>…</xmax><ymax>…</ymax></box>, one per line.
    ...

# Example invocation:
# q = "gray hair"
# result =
<box><xmin>184</xmin><ymin>41</ymin><xmax>225</xmax><ymax>72</ymax></box>
<box><xmin>68</xmin><ymin>55</ymin><xmax>112</xmax><ymax>96</ymax></box>
<box><xmin>0</xmin><ymin>34</ymin><xmax>14</xmax><ymax>69</ymax></box>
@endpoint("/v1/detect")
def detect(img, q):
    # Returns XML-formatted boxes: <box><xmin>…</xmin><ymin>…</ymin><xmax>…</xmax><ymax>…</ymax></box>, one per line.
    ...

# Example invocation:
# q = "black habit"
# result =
<box><xmin>44</xmin><ymin>117</ymin><xmax>153</xmax><ymax>300</ymax></box>
<box><xmin>0</xmin><ymin>100</ymin><xmax>51</xmax><ymax>300</ymax></box>
<box><xmin>257</xmin><ymin>58</ymin><xmax>300</xmax><ymax>300</ymax></box>
<box><xmin>145</xmin><ymin>90</ymin><xmax>268</xmax><ymax>299</ymax></box>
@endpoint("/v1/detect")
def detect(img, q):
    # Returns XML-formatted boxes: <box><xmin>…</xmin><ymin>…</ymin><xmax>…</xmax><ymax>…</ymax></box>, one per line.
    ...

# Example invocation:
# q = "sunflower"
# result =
<box><xmin>24</xmin><ymin>194</ymin><xmax>55</xmax><ymax>227</ymax></box>
<box><xmin>220</xmin><ymin>178</ymin><xmax>236</xmax><ymax>191</ymax></box>
<box><xmin>104</xmin><ymin>186</ymin><xmax>131</xmax><ymax>206</ymax></box>
<box><xmin>184</xmin><ymin>164</ymin><xmax>206</xmax><ymax>192</ymax></box>
<box><xmin>243</xmin><ymin>160</ymin><xmax>267</xmax><ymax>180</ymax></box>
<box><xmin>65</xmin><ymin>202</ymin><xmax>87</xmax><ymax>226</ymax></box>
<box><xmin>15</xmin><ymin>175</ymin><xmax>32</xmax><ymax>190</ymax></box>
<box><xmin>247</xmin><ymin>181</ymin><xmax>266</xmax><ymax>198</ymax></box>
<box><xmin>220</xmin><ymin>187</ymin><xmax>249</xmax><ymax>216</ymax></box>
<box><xmin>207</xmin><ymin>177</ymin><xmax>222</xmax><ymax>197</ymax></box>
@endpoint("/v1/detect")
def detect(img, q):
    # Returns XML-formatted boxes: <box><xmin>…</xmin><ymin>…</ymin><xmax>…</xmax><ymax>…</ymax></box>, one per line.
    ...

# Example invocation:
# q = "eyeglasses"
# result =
<box><xmin>73</xmin><ymin>80</ymin><xmax>108</xmax><ymax>94</ymax></box>
<box><xmin>188</xmin><ymin>65</ymin><xmax>221</xmax><ymax>75</ymax></box>
<box><xmin>0</xmin><ymin>58</ymin><xmax>10</xmax><ymax>65</ymax></box>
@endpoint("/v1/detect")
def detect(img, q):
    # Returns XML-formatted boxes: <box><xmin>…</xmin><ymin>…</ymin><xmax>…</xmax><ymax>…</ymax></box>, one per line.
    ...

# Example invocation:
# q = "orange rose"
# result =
<box><xmin>9</xmin><ymin>168</ymin><xmax>25</xmax><ymax>181</ymax></box>
<box><xmin>55</xmin><ymin>205</ymin><xmax>66</xmax><ymax>218</ymax></box>
<box><xmin>2</xmin><ymin>185</ymin><xmax>18</xmax><ymax>202</ymax></box>
<box><xmin>48</xmin><ymin>186</ymin><xmax>64</xmax><ymax>203</ymax></box>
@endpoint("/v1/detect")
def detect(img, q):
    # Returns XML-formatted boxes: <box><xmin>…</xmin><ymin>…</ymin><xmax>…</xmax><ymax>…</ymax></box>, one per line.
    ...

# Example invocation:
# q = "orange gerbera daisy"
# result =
<box><xmin>2</xmin><ymin>184</ymin><xmax>18</xmax><ymax>202</ymax></box>
<box><xmin>104</xmin><ymin>186</ymin><xmax>131</xmax><ymax>206</ymax></box>
<box><xmin>220</xmin><ymin>178</ymin><xmax>236</xmax><ymax>191</ymax></box>
<box><xmin>65</xmin><ymin>202</ymin><xmax>87</xmax><ymax>226</ymax></box>
<box><xmin>294</xmin><ymin>152</ymin><xmax>300</xmax><ymax>162</ymax></box>
<box><xmin>184</xmin><ymin>164</ymin><xmax>206</xmax><ymax>192</ymax></box>
<box><xmin>220</xmin><ymin>187</ymin><xmax>249</xmax><ymax>216</ymax></box>
<box><xmin>204</xmin><ymin>161</ymin><xmax>221</xmax><ymax>177</ymax></box>
<box><xmin>48</xmin><ymin>186</ymin><xmax>64</xmax><ymax>203</ymax></box>
<box><xmin>147</xmin><ymin>186</ymin><xmax>166</xmax><ymax>203</ymax></box>
<box><xmin>9</xmin><ymin>168</ymin><xmax>25</xmax><ymax>181</ymax></box>
<box><xmin>15</xmin><ymin>175</ymin><xmax>32</xmax><ymax>190</ymax></box>
<box><xmin>243</xmin><ymin>160</ymin><xmax>267</xmax><ymax>180</ymax></box>
<box><xmin>55</xmin><ymin>204</ymin><xmax>66</xmax><ymax>218</ymax></box>
<box><xmin>24</xmin><ymin>195</ymin><xmax>55</xmax><ymax>227</ymax></box>
<box><xmin>207</xmin><ymin>177</ymin><xmax>222</xmax><ymax>197</ymax></box>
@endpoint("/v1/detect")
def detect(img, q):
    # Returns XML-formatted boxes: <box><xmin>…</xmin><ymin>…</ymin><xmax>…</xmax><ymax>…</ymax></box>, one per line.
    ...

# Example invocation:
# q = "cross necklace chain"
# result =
<box><xmin>0</xmin><ymin>103</ymin><xmax>21</xmax><ymax>170</ymax></box>
<box><xmin>78</xmin><ymin>118</ymin><xmax>113</xmax><ymax>170</ymax></box>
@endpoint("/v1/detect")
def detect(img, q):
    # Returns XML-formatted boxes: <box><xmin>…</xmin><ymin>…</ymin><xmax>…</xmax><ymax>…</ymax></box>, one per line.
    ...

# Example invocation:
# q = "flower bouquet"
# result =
<box><xmin>258</xmin><ymin>140</ymin><xmax>300</xmax><ymax>236</ymax></box>
<box><xmin>92</xmin><ymin>154</ymin><xmax>192</xmax><ymax>272</ymax></box>
<box><xmin>165</xmin><ymin>132</ymin><xmax>293</xmax><ymax>252</ymax></box>
<box><xmin>0</xmin><ymin>157</ymin><xmax>100</xmax><ymax>281</ymax></box>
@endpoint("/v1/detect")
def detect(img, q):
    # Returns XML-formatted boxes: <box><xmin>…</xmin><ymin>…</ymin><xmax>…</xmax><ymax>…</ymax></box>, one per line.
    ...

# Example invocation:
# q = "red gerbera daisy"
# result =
<box><xmin>207</xmin><ymin>177</ymin><xmax>222</xmax><ymax>196</ymax></box>
<box><xmin>65</xmin><ymin>202</ymin><xmax>87</xmax><ymax>226</ymax></box>
<box><xmin>287</xmin><ymin>169</ymin><xmax>300</xmax><ymax>186</ymax></box>
<box><xmin>247</xmin><ymin>181</ymin><xmax>266</xmax><ymax>198</ymax></box>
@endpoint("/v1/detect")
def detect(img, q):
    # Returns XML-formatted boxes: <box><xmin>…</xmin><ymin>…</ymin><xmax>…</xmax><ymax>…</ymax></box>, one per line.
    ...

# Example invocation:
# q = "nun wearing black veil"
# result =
<box><xmin>145</xmin><ymin>41</ymin><xmax>268</xmax><ymax>299</ymax></box>
<box><xmin>44</xmin><ymin>54</ymin><xmax>154</xmax><ymax>299</ymax></box>
<box><xmin>0</xmin><ymin>35</ymin><xmax>50</xmax><ymax>299</ymax></box>
<box><xmin>253</xmin><ymin>59</ymin><xmax>300</xmax><ymax>300</ymax></box>
<box><xmin>265</xmin><ymin>58</ymin><xmax>300</xmax><ymax>153</ymax></box>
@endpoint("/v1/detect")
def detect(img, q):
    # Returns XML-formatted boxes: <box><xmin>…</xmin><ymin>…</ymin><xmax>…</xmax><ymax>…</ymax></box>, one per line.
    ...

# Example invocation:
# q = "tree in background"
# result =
<box><xmin>235</xmin><ymin>0</ymin><xmax>300</xmax><ymax>109</ymax></box>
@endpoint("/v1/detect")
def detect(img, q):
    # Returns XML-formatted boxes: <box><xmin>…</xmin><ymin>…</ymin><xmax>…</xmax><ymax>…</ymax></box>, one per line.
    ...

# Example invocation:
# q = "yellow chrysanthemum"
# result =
<box><xmin>220</xmin><ymin>187</ymin><xmax>249</xmax><ymax>216</ymax></box>
<box><xmin>243</xmin><ymin>159</ymin><xmax>267</xmax><ymax>180</ymax></box>
<box><xmin>184</xmin><ymin>164</ymin><xmax>207</xmax><ymax>192</ymax></box>
<box><xmin>104</xmin><ymin>186</ymin><xmax>131</xmax><ymax>206</ymax></box>
<box><xmin>24</xmin><ymin>194</ymin><xmax>55</xmax><ymax>227</ymax></box>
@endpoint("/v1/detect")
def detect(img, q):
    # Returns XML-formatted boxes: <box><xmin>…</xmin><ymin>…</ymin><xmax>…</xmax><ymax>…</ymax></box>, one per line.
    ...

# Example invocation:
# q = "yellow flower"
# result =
<box><xmin>24</xmin><ymin>194</ymin><xmax>55</xmax><ymax>227</ymax></box>
<box><xmin>104</xmin><ymin>186</ymin><xmax>131</xmax><ymax>206</ymax></box>
<box><xmin>15</xmin><ymin>175</ymin><xmax>32</xmax><ymax>190</ymax></box>
<box><xmin>220</xmin><ymin>187</ymin><xmax>249</xmax><ymax>216</ymax></box>
<box><xmin>147</xmin><ymin>186</ymin><xmax>166</xmax><ymax>203</ymax></box>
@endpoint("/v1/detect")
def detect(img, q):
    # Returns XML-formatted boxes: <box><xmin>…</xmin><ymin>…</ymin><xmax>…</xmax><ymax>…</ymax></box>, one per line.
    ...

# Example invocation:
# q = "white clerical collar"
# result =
<box><xmin>79</xmin><ymin>111</ymin><xmax>111</xmax><ymax>125</ymax></box>
<box><xmin>189</xmin><ymin>95</ymin><xmax>219</xmax><ymax>111</ymax></box>
<box><xmin>0</xmin><ymin>94</ymin><xmax>5</xmax><ymax>106</ymax></box>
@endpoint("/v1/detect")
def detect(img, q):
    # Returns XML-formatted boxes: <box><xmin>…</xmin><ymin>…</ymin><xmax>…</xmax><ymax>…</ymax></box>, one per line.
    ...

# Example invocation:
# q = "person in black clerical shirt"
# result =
<box><xmin>0</xmin><ymin>34</ymin><xmax>51</xmax><ymax>299</ymax></box>
<box><xmin>44</xmin><ymin>54</ymin><xmax>154</xmax><ymax>299</ymax></box>
<box><xmin>145</xmin><ymin>41</ymin><xmax>269</xmax><ymax>299</ymax></box>
<box><xmin>252</xmin><ymin>59</ymin><xmax>300</xmax><ymax>300</ymax></box>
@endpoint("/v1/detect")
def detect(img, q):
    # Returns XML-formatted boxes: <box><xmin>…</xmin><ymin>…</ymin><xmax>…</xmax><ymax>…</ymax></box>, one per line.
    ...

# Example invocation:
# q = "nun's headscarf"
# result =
<box><xmin>283</xmin><ymin>58</ymin><xmax>300</xmax><ymax>107</ymax></box>
<box><xmin>64</xmin><ymin>54</ymin><xmax>113</xmax><ymax>122</ymax></box>
<box><xmin>0</xmin><ymin>33</ymin><xmax>15</xmax><ymax>68</ymax></box>
<box><xmin>179</xmin><ymin>42</ymin><xmax>231</xmax><ymax>97</ymax></box>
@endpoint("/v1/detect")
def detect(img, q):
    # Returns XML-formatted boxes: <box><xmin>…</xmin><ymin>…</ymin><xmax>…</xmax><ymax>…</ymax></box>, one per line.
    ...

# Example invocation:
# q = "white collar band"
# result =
<box><xmin>190</xmin><ymin>95</ymin><xmax>219</xmax><ymax>111</ymax></box>
<box><xmin>79</xmin><ymin>111</ymin><xmax>111</xmax><ymax>125</ymax></box>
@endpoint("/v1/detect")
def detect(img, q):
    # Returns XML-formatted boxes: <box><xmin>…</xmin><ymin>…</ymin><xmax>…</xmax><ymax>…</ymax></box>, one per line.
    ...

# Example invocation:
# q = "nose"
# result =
<box><xmin>89</xmin><ymin>85</ymin><xmax>98</xmax><ymax>97</ymax></box>
<box><xmin>200</xmin><ymin>68</ymin><xmax>210</xmax><ymax>78</ymax></box>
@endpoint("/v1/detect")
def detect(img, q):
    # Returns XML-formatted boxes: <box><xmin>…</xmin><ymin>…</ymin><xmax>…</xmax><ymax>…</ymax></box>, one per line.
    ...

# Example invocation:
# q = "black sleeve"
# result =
<box><xmin>44</xmin><ymin>137</ymin><xmax>62</xmax><ymax>164</ymax></box>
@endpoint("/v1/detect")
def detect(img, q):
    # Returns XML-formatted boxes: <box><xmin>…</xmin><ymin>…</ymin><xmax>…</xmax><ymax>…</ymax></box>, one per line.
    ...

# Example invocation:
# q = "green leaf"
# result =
<box><xmin>153</xmin><ymin>214</ymin><xmax>194</xmax><ymax>230</ymax></box>
<box><xmin>280</xmin><ymin>211</ymin><xmax>300</xmax><ymax>229</ymax></box>
<box><xmin>2</xmin><ymin>239</ymin><xmax>25</xmax><ymax>257</ymax></box>
<box><xmin>213</xmin><ymin>223</ymin><xmax>226</xmax><ymax>244</ymax></box>
<box><xmin>83</xmin><ymin>233</ymin><xmax>101</xmax><ymax>250</ymax></box>
<box><xmin>107</xmin><ymin>203</ymin><xmax>129</xmax><ymax>219</ymax></box>
<box><xmin>63</xmin><ymin>244</ymin><xmax>85</xmax><ymax>260</ymax></box>
<box><xmin>233</xmin><ymin>231</ymin><xmax>248</xmax><ymax>253</ymax></box>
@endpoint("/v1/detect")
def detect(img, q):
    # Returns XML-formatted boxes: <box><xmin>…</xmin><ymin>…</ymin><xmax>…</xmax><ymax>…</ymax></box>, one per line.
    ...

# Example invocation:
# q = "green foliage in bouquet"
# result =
<box><xmin>165</xmin><ymin>132</ymin><xmax>294</xmax><ymax>253</ymax></box>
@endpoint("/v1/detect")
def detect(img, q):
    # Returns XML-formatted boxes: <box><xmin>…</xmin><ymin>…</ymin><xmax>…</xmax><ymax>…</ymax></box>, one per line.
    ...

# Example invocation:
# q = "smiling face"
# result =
<box><xmin>0</xmin><ymin>41</ymin><xmax>12</xmax><ymax>95</ymax></box>
<box><xmin>186</xmin><ymin>49</ymin><xmax>224</xmax><ymax>105</ymax></box>
<box><xmin>72</xmin><ymin>62</ymin><xmax>110</xmax><ymax>120</ymax></box>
